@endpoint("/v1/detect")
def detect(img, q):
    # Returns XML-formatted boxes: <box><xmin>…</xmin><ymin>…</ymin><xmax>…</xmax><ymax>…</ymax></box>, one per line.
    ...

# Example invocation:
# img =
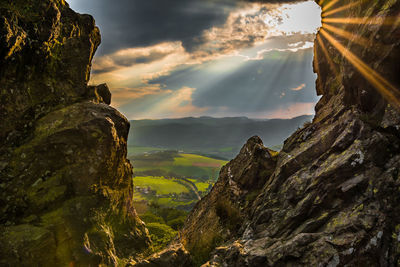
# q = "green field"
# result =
<box><xmin>128</xmin><ymin>146</ymin><xmax>168</xmax><ymax>157</ymax></box>
<box><xmin>195</xmin><ymin>182</ymin><xmax>211</xmax><ymax>192</ymax></box>
<box><xmin>133</xmin><ymin>176</ymin><xmax>189</xmax><ymax>195</ymax></box>
<box><xmin>130</xmin><ymin>151</ymin><xmax>227</xmax><ymax>210</ymax></box>
<box><xmin>173</xmin><ymin>153</ymin><xmax>227</xmax><ymax>167</ymax></box>
<box><xmin>129</xmin><ymin>150</ymin><xmax>228</xmax><ymax>252</ymax></box>
<box><xmin>132</xmin><ymin>152</ymin><xmax>227</xmax><ymax>181</ymax></box>
<box><xmin>132</xmin><ymin>176</ymin><xmax>201</xmax><ymax>210</ymax></box>
<box><xmin>188</xmin><ymin>179</ymin><xmax>212</xmax><ymax>193</ymax></box>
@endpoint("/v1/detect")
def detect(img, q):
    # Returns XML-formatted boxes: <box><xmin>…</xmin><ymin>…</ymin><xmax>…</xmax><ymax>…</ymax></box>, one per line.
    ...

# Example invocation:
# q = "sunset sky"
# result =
<box><xmin>68</xmin><ymin>0</ymin><xmax>321</xmax><ymax>119</ymax></box>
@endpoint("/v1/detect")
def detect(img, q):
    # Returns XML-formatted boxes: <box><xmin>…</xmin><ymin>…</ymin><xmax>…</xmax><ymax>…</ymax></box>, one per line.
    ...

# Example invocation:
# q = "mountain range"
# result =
<box><xmin>128</xmin><ymin>115</ymin><xmax>313</xmax><ymax>158</ymax></box>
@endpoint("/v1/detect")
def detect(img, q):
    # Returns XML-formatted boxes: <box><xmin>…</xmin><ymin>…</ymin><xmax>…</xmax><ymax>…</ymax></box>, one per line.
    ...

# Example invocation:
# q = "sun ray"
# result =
<box><xmin>322</xmin><ymin>16</ymin><xmax>400</xmax><ymax>25</ymax></box>
<box><xmin>322</xmin><ymin>0</ymin><xmax>341</xmax><ymax>12</ymax></box>
<box><xmin>316</xmin><ymin>34</ymin><xmax>339</xmax><ymax>77</ymax></box>
<box><xmin>322</xmin><ymin>23</ymin><xmax>370</xmax><ymax>47</ymax></box>
<box><xmin>320</xmin><ymin>29</ymin><xmax>400</xmax><ymax>108</ymax></box>
<box><xmin>322</xmin><ymin>1</ymin><xmax>361</xmax><ymax>18</ymax></box>
<box><xmin>318</xmin><ymin>0</ymin><xmax>327</xmax><ymax>6</ymax></box>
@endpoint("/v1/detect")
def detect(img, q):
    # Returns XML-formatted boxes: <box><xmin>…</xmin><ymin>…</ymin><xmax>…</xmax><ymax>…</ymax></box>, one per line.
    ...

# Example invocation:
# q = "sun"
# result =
<box><xmin>266</xmin><ymin>1</ymin><xmax>322</xmax><ymax>35</ymax></box>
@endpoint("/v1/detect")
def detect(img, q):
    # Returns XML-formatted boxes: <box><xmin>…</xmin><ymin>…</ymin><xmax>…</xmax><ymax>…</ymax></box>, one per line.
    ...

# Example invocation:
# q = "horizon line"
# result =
<box><xmin>128</xmin><ymin>113</ymin><xmax>314</xmax><ymax>121</ymax></box>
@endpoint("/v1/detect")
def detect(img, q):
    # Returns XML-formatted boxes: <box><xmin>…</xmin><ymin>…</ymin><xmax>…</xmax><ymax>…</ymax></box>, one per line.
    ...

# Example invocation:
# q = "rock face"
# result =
<box><xmin>133</xmin><ymin>244</ymin><xmax>192</xmax><ymax>267</ymax></box>
<box><xmin>0</xmin><ymin>1</ymin><xmax>150</xmax><ymax>266</ymax></box>
<box><xmin>181</xmin><ymin>136</ymin><xmax>278</xmax><ymax>265</ymax></box>
<box><xmin>137</xmin><ymin>0</ymin><xmax>400</xmax><ymax>266</ymax></box>
<box><xmin>2</xmin><ymin>0</ymin><xmax>400</xmax><ymax>266</ymax></box>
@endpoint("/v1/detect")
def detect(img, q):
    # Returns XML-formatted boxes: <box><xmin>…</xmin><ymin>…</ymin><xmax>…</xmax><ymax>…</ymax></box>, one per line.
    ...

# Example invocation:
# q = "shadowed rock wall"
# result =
<box><xmin>0</xmin><ymin>1</ymin><xmax>150</xmax><ymax>266</ymax></box>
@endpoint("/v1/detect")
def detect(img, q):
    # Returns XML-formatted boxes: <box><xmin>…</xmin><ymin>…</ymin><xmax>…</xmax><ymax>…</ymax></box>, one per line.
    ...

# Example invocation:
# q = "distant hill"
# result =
<box><xmin>128</xmin><ymin>115</ymin><xmax>313</xmax><ymax>159</ymax></box>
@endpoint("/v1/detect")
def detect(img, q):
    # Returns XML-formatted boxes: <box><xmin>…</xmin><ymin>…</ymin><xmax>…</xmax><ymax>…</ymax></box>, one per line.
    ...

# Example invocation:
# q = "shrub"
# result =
<box><xmin>146</xmin><ymin>223</ymin><xmax>177</xmax><ymax>252</ymax></box>
<box><xmin>167</xmin><ymin>216</ymin><xmax>186</xmax><ymax>230</ymax></box>
<box><xmin>140</xmin><ymin>212</ymin><xmax>165</xmax><ymax>224</ymax></box>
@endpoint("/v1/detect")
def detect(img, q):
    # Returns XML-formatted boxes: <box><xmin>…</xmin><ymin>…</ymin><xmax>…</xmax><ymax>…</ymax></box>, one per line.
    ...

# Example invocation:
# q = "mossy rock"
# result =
<box><xmin>0</xmin><ymin>1</ymin><xmax>151</xmax><ymax>265</ymax></box>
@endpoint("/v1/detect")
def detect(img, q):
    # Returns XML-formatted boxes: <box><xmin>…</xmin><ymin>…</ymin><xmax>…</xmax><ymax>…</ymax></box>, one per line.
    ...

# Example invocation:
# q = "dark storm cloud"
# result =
<box><xmin>68</xmin><ymin>0</ymin><xmax>243</xmax><ymax>55</ymax></box>
<box><xmin>91</xmin><ymin>51</ymin><xmax>168</xmax><ymax>74</ymax></box>
<box><xmin>69</xmin><ymin>0</ymin><xmax>319</xmax><ymax>118</ymax></box>
<box><xmin>68</xmin><ymin>0</ymin><xmax>306</xmax><ymax>56</ymax></box>
<box><xmin>92</xmin><ymin>58</ymin><xmax>163</xmax><ymax>74</ymax></box>
<box><xmin>91</xmin><ymin>43</ymin><xmax>179</xmax><ymax>74</ymax></box>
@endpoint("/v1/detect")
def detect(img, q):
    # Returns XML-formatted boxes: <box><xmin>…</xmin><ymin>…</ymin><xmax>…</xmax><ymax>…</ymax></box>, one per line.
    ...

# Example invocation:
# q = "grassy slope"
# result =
<box><xmin>133</xmin><ymin>153</ymin><xmax>227</xmax><ymax>181</ymax></box>
<box><xmin>174</xmin><ymin>154</ymin><xmax>227</xmax><ymax>167</ymax></box>
<box><xmin>128</xmin><ymin>146</ymin><xmax>168</xmax><ymax>157</ymax></box>
<box><xmin>131</xmin><ymin>151</ymin><xmax>227</xmax><ymax>254</ymax></box>
<box><xmin>131</xmin><ymin>152</ymin><xmax>227</xmax><ymax>212</ymax></box>
<box><xmin>133</xmin><ymin>176</ymin><xmax>189</xmax><ymax>195</ymax></box>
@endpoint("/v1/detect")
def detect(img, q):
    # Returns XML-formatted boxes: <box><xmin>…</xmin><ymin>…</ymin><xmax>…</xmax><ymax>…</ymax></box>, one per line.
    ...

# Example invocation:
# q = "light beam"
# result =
<box><xmin>322</xmin><ymin>23</ymin><xmax>370</xmax><ymax>47</ymax></box>
<box><xmin>322</xmin><ymin>16</ymin><xmax>399</xmax><ymax>25</ymax></box>
<box><xmin>322</xmin><ymin>2</ymin><xmax>361</xmax><ymax>18</ymax></box>
<box><xmin>320</xmin><ymin>28</ymin><xmax>400</xmax><ymax>108</ymax></box>
<box><xmin>322</xmin><ymin>0</ymin><xmax>340</xmax><ymax>12</ymax></box>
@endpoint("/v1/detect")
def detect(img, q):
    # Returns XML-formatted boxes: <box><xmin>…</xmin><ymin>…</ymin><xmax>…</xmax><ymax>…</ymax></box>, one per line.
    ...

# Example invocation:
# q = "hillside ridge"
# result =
<box><xmin>129</xmin><ymin>115</ymin><xmax>312</xmax><ymax>159</ymax></box>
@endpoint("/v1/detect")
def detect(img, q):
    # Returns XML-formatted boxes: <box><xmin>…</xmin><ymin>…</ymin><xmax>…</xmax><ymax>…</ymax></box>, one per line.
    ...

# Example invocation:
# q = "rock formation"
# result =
<box><xmin>137</xmin><ymin>0</ymin><xmax>400</xmax><ymax>266</ymax></box>
<box><xmin>2</xmin><ymin>0</ymin><xmax>400</xmax><ymax>266</ymax></box>
<box><xmin>0</xmin><ymin>1</ymin><xmax>150</xmax><ymax>266</ymax></box>
<box><xmin>181</xmin><ymin>136</ymin><xmax>278</xmax><ymax>265</ymax></box>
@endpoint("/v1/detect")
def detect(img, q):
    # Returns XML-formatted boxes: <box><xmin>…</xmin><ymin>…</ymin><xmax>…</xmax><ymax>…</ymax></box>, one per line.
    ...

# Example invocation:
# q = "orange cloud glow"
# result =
<box><xmin>111</xmin><ymin>85</ymin><xmax>171</xmax><ymax>107</ymax></box>
<box><xmin>291</xmin><ymin>83</ymin><xmax>306</xmax><ymax>91</ymax></box>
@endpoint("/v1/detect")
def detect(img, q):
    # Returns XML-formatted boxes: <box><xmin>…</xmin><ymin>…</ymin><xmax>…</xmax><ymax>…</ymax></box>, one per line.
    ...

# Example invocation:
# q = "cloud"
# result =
<box><xmin>111</xmin><ymin>85</ymin><xmax>171</xmax><ymax>107</ymax></box>
<box><xmin>90</xmin><ymin>2</ymin><xmax>319</xmax><ymax>81</ymax></box>
<box><xmin>291</xmin><ymin>83</ymin><xmax>306</xmax><ymax>91</ymax></box>
<box><xmin>68</xmin><ymin>0</ymin><xmax>321</xmax><ymax>119</ymax></box>
<box><xmin>147</xmin><ymin>48</ymin><xmax>317</xmax><ymax>111</ymax></box>
<box><xmin>92</xmin><ymin>42</ymin><xmax>183</xmax><ymax>74</ymax></box>
<box><xmin>68</xmin><ymin>0</ymin><xmax>318</xmax><ymax>58</ymax></box>
<box><xmin>118</xmin><ymin>87</ymin><xmax>208</xmax><ymax>119</ymax></box>
<box><xmin>239</xmin><ymin>33</ymin><xmax>316</xmax><ymax>60</ymax></box>
<box><xmin>184</xmin><ymin>2</ymin><xmax>319</xmax><ymax>62</ymax></box>
<box><xmin>110</xmin><ymin>48</ymin><xmax>319</xmax><ymax>119</ymax></box>
<box><xmin>166</xmin><ymin>87</ymin><xmax>209</xmax><ymax>115</ymax></box>
<box><xmin>68</xmin><ymin>0</ymin><xmax>241</xmax><ymax>55</ymax></box>
<box><xmin>111</xmin><ymin>48</ymin><xmax>319</xmax><ymax>117</ymax></box>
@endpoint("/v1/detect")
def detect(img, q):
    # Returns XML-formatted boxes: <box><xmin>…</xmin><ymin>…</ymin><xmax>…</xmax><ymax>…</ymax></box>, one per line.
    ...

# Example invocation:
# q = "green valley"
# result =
<box><xmin>127</xmin><ymin>117</ymin><xmax>310</xmax><ymax>252</ymax></box>
<box><xmin>129</xmin><ymin>150</ymin><xmax>227</xmax><ymax>251</ymax></box>
<box><xmin>130</xmin><ymin>151</ymin><xmax>227</xmax><ymax>211</ymax></box>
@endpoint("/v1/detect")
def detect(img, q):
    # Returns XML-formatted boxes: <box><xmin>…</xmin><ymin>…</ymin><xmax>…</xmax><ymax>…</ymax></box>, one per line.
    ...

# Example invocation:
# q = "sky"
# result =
<box><xmin>67</xmin><ymin>0</ymin><xmax>322</xmax><ymax>119</ymax></box>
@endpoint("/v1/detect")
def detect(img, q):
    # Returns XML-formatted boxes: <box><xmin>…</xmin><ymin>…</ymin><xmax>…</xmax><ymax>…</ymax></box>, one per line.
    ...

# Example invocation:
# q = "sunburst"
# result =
<box><xmin>322</xmin><ymin>2</ymin><xmax>361</xmax><ymax>18</ymax></box>
<box><xmin>322</xmin><ymin>0</ymin><xmax>341</xmax><ymax>12</ymax></box>
<box><xmin>322</xmin><ymin>16</ymin><xmax>400</xmax><ymax>25</ymax></box>
<box><xmin>322</xmin><ymin>23</ymin><xmax>371</xmax><ymax>47</ymax></box>
<box><xmin>316</xmin><ymin>0</ymin><xmax>400</xmax><ymax>109</ymax></box>
<box><xmin>319</xmin><ymin>28</ymin><xmax>400</xmax><ymax>108</ymax></box>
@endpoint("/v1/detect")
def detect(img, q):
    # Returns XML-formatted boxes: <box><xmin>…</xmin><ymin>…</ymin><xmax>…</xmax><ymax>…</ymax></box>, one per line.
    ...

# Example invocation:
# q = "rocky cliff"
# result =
<box><xmin>136</xmin><ymin>0</ymin><xmax>400</xmax><ymax>266</ymax></box>
<box><xmin>0</xmin><ymin>1</ymin><xmax>150</xmax><ymax>266</ymax></box>
<box><xmin>2</xmin><ymin>0</ymin><xmax>400</xmax><ymax>266</ymax></box>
